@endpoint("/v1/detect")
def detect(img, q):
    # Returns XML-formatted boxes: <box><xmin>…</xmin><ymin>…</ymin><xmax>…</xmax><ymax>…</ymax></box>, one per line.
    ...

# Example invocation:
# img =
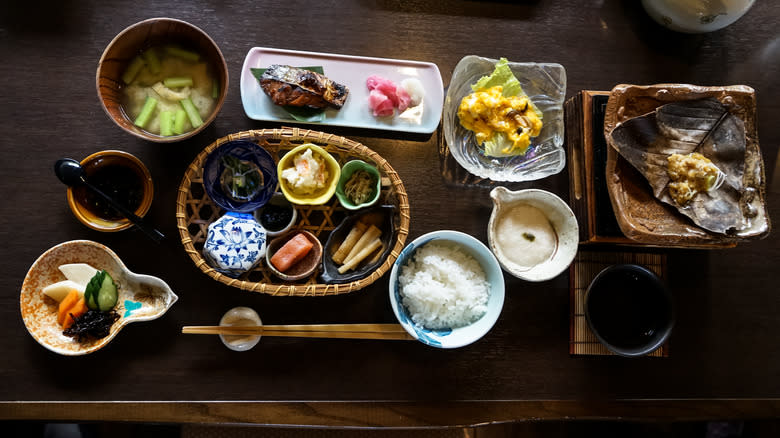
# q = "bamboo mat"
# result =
<box><xmin>569</xmin><ymin>251</ymin><xmax>669</xmax><ymax>357</ymax></box>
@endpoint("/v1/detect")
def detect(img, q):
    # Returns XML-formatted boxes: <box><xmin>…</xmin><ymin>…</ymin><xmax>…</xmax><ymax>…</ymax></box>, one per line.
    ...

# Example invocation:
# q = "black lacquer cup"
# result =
<box><xmin>585</xmin><ymin>264</ymin><xmax>675</xmax><ymax>357</ymax></box>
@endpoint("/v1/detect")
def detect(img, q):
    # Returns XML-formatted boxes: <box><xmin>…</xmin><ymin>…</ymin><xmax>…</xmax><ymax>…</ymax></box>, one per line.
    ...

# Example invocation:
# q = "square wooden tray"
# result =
<box><xmin>565</xmin><ymin>90</ymin><xmax>726</xmax><ymax>247</ymax></box>
<box><xmin>602</xmin><ymin>84</ymin><xmax>770</xmax><ymax>247</ymax></box>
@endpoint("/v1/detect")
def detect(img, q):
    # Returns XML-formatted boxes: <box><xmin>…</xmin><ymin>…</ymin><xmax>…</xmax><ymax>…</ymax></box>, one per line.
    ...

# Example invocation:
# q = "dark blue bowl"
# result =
<box><xmin>202</xmin><ymin>140</ymin><xmax>278</xmax><ymax>213</ymax></box>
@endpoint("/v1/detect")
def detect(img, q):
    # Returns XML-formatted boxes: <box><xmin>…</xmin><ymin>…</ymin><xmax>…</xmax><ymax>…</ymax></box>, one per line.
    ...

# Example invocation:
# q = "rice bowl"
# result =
<box><xmin>388</xmin><ymin>230</ymin><xmax>505</xmax><ymax>349</ymax></box>
<box><xmin>398</xmin><ymin>241</ymin><xmax>489</xmax><ymax>329</ymax></box>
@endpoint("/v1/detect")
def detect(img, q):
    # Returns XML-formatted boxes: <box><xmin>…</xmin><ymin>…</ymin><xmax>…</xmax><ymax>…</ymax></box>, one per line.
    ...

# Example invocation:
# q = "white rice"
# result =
<box><xmin>398</xmin><ymin>241</ymin><xmax>490</xmax><ymax>329</ymax></box>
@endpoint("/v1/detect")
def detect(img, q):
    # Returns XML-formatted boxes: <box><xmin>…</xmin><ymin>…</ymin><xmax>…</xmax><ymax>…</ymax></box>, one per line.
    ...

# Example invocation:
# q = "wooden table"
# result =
<box><xmin>1</xmin><ymin>0</ymin><xmax>779</xmax><ymax>427</ymax></box>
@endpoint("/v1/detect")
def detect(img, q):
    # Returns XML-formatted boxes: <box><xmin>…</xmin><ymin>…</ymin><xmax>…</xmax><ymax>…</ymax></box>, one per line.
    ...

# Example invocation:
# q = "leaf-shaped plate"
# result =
<box><xmin>20</xmin><ymin>240</ymin><xmax>178</xmax><ymax>356</ymax></box>
<box><xmin>603</xmin><ymin>84</ymin><xmax>770</xmax><ymax>246</ymax></box>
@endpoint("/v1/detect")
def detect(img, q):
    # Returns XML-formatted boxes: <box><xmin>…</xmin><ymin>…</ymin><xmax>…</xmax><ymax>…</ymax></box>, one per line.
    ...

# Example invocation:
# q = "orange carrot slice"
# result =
<box><xmin>62</xmin><ymin>298</ymin><xmax>88</xmax><ymax>330</ymax></box>
<box><xmin>57</xmin><ymin>289</ymin><xmax>80</xmax><ymax>326</ymax></box>
<box><xmin>270</xmin><ymin>233</ymin><xmax>314</xmax><ymax>272</ymax></box>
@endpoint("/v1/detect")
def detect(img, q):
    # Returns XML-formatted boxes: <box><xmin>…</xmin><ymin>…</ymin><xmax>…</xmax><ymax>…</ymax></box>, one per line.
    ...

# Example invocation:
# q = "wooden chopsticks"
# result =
<box><xmin>181</xmin><ymin>323</ymin><xmax>415</xmax><ymax>341</ymax></box>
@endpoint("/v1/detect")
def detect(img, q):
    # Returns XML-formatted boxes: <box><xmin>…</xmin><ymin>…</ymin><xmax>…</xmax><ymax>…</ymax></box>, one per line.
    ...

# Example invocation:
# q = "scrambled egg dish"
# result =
<box><xmin>457</xmin><ymin>85</ymin><xmax>543</xmax><ymax>156</ymax></box>
<box><xmin>667</xmin><ymin>152</ymin><xmax>721</xmax><ymax>205</ymax></box>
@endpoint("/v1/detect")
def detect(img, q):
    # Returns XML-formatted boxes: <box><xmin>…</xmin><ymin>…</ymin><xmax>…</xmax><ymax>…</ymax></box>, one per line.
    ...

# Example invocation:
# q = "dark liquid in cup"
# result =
<box><xmin>74</xmin><ymin>158</ymin><xmax>145</xmax><ymax>221</ymax></box>
<box><xmin>587</xmin><ymin>268</ymin><xmax>671</xmax><ymax>349</ymax></box>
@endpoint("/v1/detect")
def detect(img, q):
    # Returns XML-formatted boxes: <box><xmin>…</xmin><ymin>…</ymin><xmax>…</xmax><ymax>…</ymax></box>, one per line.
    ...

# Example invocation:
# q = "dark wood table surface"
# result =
<box><xmin>2</xmin><ymin>0</ymin><xmax>780</xmax><ymax>427</ymax></box>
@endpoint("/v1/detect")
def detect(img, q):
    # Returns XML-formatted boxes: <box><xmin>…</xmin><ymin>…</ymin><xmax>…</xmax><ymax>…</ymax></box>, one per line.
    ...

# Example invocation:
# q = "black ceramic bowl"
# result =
<box><xmin>320</xmin><ymin>205</ymin><xmax>396</xmax><ymax>284</ymax></box>
<box><xmin>584</xmin><ymin>264</ymin><xmax>675</xmax><ymax>357</ymax></box>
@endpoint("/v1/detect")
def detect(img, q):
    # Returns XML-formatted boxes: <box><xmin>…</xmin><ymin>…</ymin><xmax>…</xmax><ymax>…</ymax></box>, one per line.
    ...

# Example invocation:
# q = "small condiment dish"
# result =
<box><xmin>334</xmin><ymin>160</ymin><xmax>382</xmax><ymax>210</ymax></box>
<box><xmin>219</xmin><ymin>306</ymin><xmax>262</xmax><ymax>352</ymax></box>
<box><xmin>66</xmin><ymin>150</ymin><xmax>154</xmax><ymax>232</ymax></box>
<box><xmin>97</xmin><ymin>17</ymin><xmax>228</xmax><ymax>142</ymax></box>
<box><xmin>20</xmin><ymin>240</ymin><xmax>178</xmax><ymax>356</ymax></box>
<box><xmin>585</xmin><ymin>264</ymin><xmax>675</xmax><ymax>357</ymax></box>
<box><xmin>488</xmin><ymin>187</ymin><xmax>578</xmax><ymax>282</ymax></box>
<box><xmin>202</xmin><ymin>140</ymin><xmax>278</xmax><ymax>213</ymax></box>
<box><xmin>277</xmin><ymin>144</ymin><xmax>341</xmax><ymax>205</ymax></box>
<box><xmin>265</xmin><ymin>230</ymin><xmax>323</xmax><ymax>281</ymax></box>
<box><xmin>388</xmin><ymin>230</ymin><xmax>505</xmax><ymax>349</ymax></box>
<box><xmin>320</xmin><ymin>205</ymin><xmax>396</xmax><ymax>284</ymax></box>
<box><xmin>254</xmin><ymin>192</ymin><xmax>298</xmax><ymax>237</ymax></box>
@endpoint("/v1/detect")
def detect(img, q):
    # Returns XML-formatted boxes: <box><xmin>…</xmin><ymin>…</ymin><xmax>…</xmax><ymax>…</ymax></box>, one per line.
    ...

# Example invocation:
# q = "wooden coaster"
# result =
<box><xmin>569</xmin><ymin>250</ymin><xmax>669</xmax><ymax>357</ymax></box>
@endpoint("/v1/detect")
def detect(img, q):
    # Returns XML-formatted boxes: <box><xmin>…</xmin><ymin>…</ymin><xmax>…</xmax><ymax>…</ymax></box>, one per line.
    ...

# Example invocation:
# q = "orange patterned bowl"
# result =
<box><xmin>20</xmin><ymin>240</ymin><xmax>178</xmax><ymax>356</ymax></box>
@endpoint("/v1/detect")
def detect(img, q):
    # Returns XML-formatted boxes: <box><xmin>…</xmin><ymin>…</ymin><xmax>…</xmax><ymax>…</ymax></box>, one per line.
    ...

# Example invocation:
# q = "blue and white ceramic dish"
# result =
<box><xmin>203</xmin><ymin>212</ymin><xmax>267</xmax><ymax>277</ymax></box>
<box><xmin>388</xmin><ymin>230</ymin><xmax>505</xmax><ymax>349</ymax></box>
<box><xmin>202</xmin><ymin>140</ymin><xmax>278</xmax><ymax>213</ymax></box>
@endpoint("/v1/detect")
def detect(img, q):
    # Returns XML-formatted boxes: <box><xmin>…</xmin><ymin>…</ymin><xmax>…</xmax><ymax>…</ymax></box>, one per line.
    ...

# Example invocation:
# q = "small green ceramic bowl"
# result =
<box><xmin>335</xmin><ymin>160</ymin><xmax>382</xmax><ymax>210</ymax></box>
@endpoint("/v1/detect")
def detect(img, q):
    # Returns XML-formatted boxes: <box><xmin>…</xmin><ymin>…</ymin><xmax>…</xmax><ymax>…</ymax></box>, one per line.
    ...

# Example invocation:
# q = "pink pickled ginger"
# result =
<box><xmin>368</xmin><ymin>89</ymin><xmax>394</xmax><ymax>117</ymax></box>
<box><xmin>395</xmin><ymin>85</ymin><xmax>410</xmax><ymax>112</ymax></box>
<box><xmin>366</xmin><ymin>75</ymin><xmax>410</xmax><ymax>117</ymax></box>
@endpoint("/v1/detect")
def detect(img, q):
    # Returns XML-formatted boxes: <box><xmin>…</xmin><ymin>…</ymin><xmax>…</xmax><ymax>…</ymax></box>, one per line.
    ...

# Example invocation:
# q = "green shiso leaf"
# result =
<box><xmin>251</xmin><ymin>66</ymin><xmax>326</xmax><ymax>122</ymax></box>
<box><xmin>470</xmin><ymin>58</ymin><xmax>544</xmax><ymax>158</ymax></box>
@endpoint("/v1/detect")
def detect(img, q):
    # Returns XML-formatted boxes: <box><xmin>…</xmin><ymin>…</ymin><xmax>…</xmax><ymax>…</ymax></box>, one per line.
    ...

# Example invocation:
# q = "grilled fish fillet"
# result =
<box><xmin>260</xmin><ymin>65</ymin><xmax>349</xmax><ymax>109</ymax></box>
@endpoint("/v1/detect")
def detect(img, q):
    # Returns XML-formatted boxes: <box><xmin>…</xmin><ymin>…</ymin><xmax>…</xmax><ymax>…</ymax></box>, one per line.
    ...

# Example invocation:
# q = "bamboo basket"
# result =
<box><xmin>176</xmin><ymin>128</ymin><xmax>410</xmax><ymax>296</ymax></box>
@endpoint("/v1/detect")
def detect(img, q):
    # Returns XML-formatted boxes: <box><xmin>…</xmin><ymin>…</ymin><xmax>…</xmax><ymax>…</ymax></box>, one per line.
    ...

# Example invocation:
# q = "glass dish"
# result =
<box><xmin>443</xmin><ymin>55</ymin><xmax>567</xmax><ymax>182</ymax></box>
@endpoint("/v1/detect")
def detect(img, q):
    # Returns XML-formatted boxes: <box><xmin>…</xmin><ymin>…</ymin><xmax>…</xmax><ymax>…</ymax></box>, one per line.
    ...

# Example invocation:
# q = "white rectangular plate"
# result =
<box><xmin>240</xmin><ymin>47</ymin><xmax>444</xmax><ymax>134</ymax></box>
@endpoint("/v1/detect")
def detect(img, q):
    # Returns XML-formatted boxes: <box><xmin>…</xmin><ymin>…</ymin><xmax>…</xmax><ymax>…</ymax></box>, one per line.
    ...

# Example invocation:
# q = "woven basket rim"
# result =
<box><xmin>175</xmin><ymin>128</ymin><xmax>410</xmax><ymax>296</ymax></box>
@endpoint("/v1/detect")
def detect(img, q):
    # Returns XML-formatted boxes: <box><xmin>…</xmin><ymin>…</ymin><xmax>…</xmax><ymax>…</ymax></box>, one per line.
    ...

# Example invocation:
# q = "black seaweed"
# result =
<box><xmin>63</xmin><ymin>310</ymin><xmax>120</xmax><ymax>342</ymax></box>
<box><xmin>260</xmin><ymin>204</ymin><xmax>293</xmax><ymax>231</ymax></box>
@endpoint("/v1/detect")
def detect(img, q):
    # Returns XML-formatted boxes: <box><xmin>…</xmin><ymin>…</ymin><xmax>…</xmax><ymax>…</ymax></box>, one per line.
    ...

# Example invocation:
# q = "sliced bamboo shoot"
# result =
<box><xmin>344</xmin><ymin>224</ymin><xmax>381</xmax><ymax>264</ymax></box>
<box><xmin>332</xmin><ymin>221</ymin><xmax>368</xmax><ymax>264</ymax></box>
<box><xmin>338</xmin><ymin>238</ymin><xmax>382</xmax><ymax>274</ymax></box>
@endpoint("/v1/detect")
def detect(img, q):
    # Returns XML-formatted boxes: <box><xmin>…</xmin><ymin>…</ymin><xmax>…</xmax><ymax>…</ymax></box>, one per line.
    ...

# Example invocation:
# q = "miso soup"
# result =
<box><xmin>120</xmin><ymin>45</ymin><xmax>219</xmax><ymax>136</ymax></box>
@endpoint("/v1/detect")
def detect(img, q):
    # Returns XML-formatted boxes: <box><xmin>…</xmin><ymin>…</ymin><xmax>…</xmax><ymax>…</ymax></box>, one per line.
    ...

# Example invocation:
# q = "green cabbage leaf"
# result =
<box><xmin>470</xmin><ymin>58</ymin><xmax>542</xmax><ymax>157</ymax></box>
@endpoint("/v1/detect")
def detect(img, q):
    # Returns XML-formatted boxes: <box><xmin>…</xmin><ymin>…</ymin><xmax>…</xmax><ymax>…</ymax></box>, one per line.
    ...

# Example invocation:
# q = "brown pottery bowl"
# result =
<box><xmin>265</xmin><ymin>230</ymin><xmax>324</xmax><ymax>282</ymax></box>
<box><xmin>96</xmin><ymin>17</ymin><xmax>228</xmax><ymax>142</ymax></box>
<box><xmin>66</xmin><ymin>150</ymin><xmax>154</xmax><ymax>232</ymax></box>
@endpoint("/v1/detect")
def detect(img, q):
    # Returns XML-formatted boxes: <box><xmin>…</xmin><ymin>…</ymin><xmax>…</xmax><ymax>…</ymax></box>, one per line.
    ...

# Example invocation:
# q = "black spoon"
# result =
<box><xmin>54</xmin><ymin>158</ymin><xmax>165</xmax><ymax>243</ymax></box>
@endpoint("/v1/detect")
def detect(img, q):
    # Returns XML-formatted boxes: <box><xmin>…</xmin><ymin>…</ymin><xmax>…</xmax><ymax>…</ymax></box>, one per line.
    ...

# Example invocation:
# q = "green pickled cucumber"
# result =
<box><xmin>97</xmin><ymin>271</ymin><xmax>118</xmax><ymax>311</ymax></box>
<box><xmin>84</xmin><ymin>270</ymin><xmax>105</xmax><ymax>310</ymax></box>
